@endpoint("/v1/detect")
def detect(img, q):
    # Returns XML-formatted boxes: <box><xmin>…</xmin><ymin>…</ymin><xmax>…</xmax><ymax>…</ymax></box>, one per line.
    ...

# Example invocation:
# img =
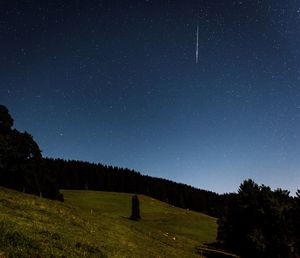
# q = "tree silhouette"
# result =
<box><xmin>217</xmin><ymin>179</ymin><xmax>296</xmax><ymax>257</ymax></box>
<box><xmin>0</xmin><ymin>105</ymin><xmax>13</xmax><ymax>133</ymax></box>
<box><xmin>130</xmin><ymin>195</ymin><xmax>141</xmax><ymax>221</ymax></box>
<box><xmin>289</xmin><ymin>190</ymin><xmax>300</xmax><ymax>256</ymax></box>
<box><xmin>0</xmin><ymin>105</ymin><xmax>62</xmax><ymax>200</ymax></box>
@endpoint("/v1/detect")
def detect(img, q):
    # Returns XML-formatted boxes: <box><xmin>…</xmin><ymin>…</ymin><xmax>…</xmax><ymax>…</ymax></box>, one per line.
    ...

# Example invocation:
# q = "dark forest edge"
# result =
<box><xmin>0</xmin><ymin>104</ymin><xmax>222</xmax><ymax>216</ymax></box>
<box><xmin>1</xmin><ymin>104</ymin><xmax>299</xmax><ymax>257</ymax></box>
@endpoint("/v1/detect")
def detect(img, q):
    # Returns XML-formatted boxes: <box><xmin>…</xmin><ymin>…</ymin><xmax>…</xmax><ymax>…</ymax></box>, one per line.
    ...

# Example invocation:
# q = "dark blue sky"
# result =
<box><xmin>1</xmin><ymin>0</ymin><xmax>299</xmax><ymax>194</ymax></box>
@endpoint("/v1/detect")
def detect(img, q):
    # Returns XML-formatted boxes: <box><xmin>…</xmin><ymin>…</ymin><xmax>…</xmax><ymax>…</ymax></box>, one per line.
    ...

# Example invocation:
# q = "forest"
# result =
<box><xmin>0</xmin><ymin>104</ymin><xmax>299</xmax><ymax>258</ymax></box>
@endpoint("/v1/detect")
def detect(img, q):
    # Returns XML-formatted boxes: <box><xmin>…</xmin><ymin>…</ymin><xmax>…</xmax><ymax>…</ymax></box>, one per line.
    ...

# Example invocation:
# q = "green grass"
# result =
<box><xmin>0</xmin><ymin>187</ymin><xmax>236</xmax><ymax>257</ymax></box>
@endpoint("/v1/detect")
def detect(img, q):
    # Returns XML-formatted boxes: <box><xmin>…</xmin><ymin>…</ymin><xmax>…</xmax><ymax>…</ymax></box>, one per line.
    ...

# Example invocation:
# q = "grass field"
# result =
<box><xmin>0</xmin><ymin>187</ymin><xmax>236</xmax><ymax>257</ymax></box>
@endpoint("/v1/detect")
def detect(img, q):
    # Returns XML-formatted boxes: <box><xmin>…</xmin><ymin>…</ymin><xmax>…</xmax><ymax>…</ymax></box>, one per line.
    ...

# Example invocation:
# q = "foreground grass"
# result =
<box><xmin>0</xmin><ymin>187</ymin><xmax>234</xmax><ymax>257</ymax></box>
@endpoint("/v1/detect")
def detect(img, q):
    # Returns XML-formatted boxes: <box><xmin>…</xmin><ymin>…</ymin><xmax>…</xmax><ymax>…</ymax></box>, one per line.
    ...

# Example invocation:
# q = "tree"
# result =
<box><xmin>288</xmin><ymin>190</ymin><xmax>300</xmax><ymax>256</ymax></box>
<box><xmin>0</xmin><ymin>105</ymin><xmax>13</xmax><ymax>133</ymax></box>
<box><xmin>217</xmin><ymin>179</ymin><xmax>295</xmax><ymax>258</ymax></box>
<box><xmin>130</xmin><ymin>194</ymin><xmax>141</xmax><ymax>221</ymax></box>
<box><xmin>0</xmin><ymin>105</ymin><xmax>63</xmax><ymax>201</ymax></box>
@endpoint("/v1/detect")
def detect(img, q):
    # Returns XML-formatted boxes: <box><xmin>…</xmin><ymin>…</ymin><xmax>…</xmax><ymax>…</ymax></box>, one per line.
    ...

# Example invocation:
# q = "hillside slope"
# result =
<box><xmin>0</xmin><ymin>187</ymin><xmax>232</xmax><ymax>257</ymax></box>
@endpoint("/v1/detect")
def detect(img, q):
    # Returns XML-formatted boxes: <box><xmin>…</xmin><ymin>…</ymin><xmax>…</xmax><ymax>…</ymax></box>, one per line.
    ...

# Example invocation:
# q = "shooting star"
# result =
<box><xmin>195</xmin><ymin>24</ymin><xmax>199</xmax><ymax>64</ymax></box>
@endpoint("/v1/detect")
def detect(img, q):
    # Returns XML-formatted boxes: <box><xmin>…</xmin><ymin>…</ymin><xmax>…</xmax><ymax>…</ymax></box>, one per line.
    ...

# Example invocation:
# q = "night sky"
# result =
<box><xmin>1</xmin><ymin>0</ymin><xmax>300</xmax><ymax>194</ymax></box>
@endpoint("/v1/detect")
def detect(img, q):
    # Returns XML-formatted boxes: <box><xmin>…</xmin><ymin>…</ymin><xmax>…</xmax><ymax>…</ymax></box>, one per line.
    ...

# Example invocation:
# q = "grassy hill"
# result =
<box><xmin>0</xmin><ymin>187</ymin><xmax>236</xmax><ymax>257</ymax></box>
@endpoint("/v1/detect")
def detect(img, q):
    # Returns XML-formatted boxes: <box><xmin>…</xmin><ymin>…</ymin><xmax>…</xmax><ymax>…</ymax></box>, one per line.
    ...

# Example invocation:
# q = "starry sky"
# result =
<box><xmin>1</xmin><ymin>0</ymin><xmax>300</xmax><ymax>194</ymax></box>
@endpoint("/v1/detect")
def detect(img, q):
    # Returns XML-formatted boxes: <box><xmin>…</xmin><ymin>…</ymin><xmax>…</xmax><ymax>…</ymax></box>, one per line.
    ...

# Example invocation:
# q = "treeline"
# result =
<box><xmin>42</xmin><ymin>157</ymin><xmax>222</xmax><ymax>216</ymax></box>
<box><xmin>0</xmin><ymin>104</ymin><xmax>222</xmax><ymax>216</ymax></box>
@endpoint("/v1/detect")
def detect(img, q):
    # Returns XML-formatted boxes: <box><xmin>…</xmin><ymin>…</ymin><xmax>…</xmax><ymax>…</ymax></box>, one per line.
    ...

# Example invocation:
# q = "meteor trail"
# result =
<box><xmin>196</xmin><ymin>24</ymin><xmax>199</xmax><ymax>64</ymax></box>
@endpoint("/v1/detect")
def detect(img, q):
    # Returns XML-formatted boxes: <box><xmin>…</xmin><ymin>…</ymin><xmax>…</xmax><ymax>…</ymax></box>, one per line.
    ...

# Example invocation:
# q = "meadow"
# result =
<box><xmin>0</xmin><ymin>187</ymin><xmax>236</xmax><ymax>257</ymax></box>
